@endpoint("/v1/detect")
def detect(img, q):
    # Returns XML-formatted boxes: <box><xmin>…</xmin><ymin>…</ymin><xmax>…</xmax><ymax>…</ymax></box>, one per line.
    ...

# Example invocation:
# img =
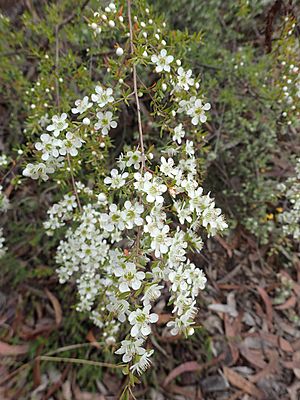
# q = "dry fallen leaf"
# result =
<box><xmin>215</xmin><ymin>234</ymin><xmax>233</xmax><ymax>258</ymax></box>
<box><xmin>163</xmin><ymin>361</ymin><xmax>201</xmax><ymax>387</ymax></box>
<box><xmin>239</xmin><ymin>345</ymin><xmax>267</xmax><ymax>369</ymax></box>
<box><xmin>0</xmin><ymin>341</ymin><xmax>28</xmax><ymax>356</ymax></box>
<box><xmin>292</xmin><ymin>351</ymin><xmax>300</xmax><ymax>379</ymax></box>
<box><xmin>224</xmin><ymin>313</ymin><xmax>240</xmax><ymax>364</ymax></box>
<box><xmin>274</xmin><ymin>295</ymin><xmax>297</xmax><ymax>310</ymax></box>
<box><xmin>223</xmin><ymin>366</ymin><xmax>265</xmax><ymax>400</ymax></box>
<box><xmin>166</xmin><ymin>384</ymin><xmax>198</xmax><ymax>400</ymax></box>
<box><xmin>200</xmin><ymin>374</ymin><xmax>229</xmax><ymax>393</ymax></box>
<box><xmin>163</xmin><ymin>353</ymin><xmax>225</xmax><ymax>387</ymax></box>
<box><xmin>45</xmin><ymin>289</ymin><xmax>62</xmax><ymax>326</ymax></box>
<box><xmin>74</xmin><ymin>386</ymin><xmax>106</xmax><ymax>400</ymax></box>
<box><xmin>248</xmin><ymin>352</ymin><xmax>279</xmax><ymax>383</ymax></box>
<box><xmin>257</xmin><ymin>287</ymin><xmax>273</xmax><ymax>328</ymax></box>
<box><xmin>208</xmin><ymin>303</ymin><xmax>238</xmax><ymax>317</ymax></box>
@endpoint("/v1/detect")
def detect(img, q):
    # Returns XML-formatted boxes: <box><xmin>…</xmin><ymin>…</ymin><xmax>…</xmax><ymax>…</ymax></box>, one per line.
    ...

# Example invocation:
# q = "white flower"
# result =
<box><xmin>176</xmin><ymin>67</ymin><xmax>194</xmax><ymax>91</ymax></box>
<box><xmin>91</xmin><ymin>86</ymin><xmax>114</xmax><ymax>107</ymax></box>
<box><xmin>130</xmin><ymin>350</ymin><xmax>154</xmax><ymax>375</ymax></box>
<box><xmin>100</xmin><ymin>212</ymin><xmax>114</xmax><ymax>232</ymax></box>
<box><xmin>126</xmin><ymin>150</ymin><xmax>142</xmax><ymax>169</ymax></box>
<box><xmin>172</xmin><ymin>123</ymin><xmax>185</xmax><ymax>144</ymax></box>
<box><xmin>46</xmin><ymin>113</ymin><xmax>68</xmax><ymax>137</ymax></box>
<box><xmin>133</xmin><ymin>171</ymin><xmax>152</xmax><ymax>191</ymax></box>
<box><xmin>43</xmin><ymin>194</ymin><xmax>77</xmax><ymax>233</ymax></box>
<box><xmin>59</xmin><ymin>132</ymin><xmax>83</xmax><ymax>157</ymax></box>
<box><xmin>151</xmin><ymin>49</ymin><xmax>174</xmax><ymax>73</ymax></box>
<box><xmin>143</xmin><ymin>215</ymin><xmax>163</xmax><ymax>237</ymax></box>
<box><xmin>128</xmin><ymin>305</ymin><xmax>158</xmax><ymax>337</ymax></box>
<box><xmin>187</xmin><ymin>229</ymin><xmax>203</xmax><ymax>252</ymax></box>
<box><xmin>150</xmin><ymin>203</ymin><xmax>167</xmax><ymax>224</ymax></box>
<box><xmin>143</xmin><ymin>177</ymin><xmax>167</xmax><ymax>204</ymax></box>
<box><xmin>115</xmin><ymin>338</ymin><xmax>145</xmax><ymax>363</ymax></box>
<box><xmin>108</xmin><ymin>203</ymin><xmax>125</xmax><ymax>231</ymax></box>
<box><xmin>94</xmin><ymin>111</ymin><xmax>117</xmax><ymax>135</ymax></box>
<box><xmin>150</xmin><ymin>224</ymin><xmax>172</xmax><ymax>257</ymax></box>
<box><xmin>71</xmin><ymin>96</ymin><xmax>93</xmax><ymax>114</ymax></box>
<box><xmin>44</xmin><ymin>155</ymin><xmax>64</xmax><ymax>171</ymax></box>
<box><xmin>0</xmin><ymin>227</ymin><xmax>6</xmax><ymax>258</ymax></box>
<box><xmin>0</xmin><ymin>186</ymin><xmax>10</xmax><ymax>213</ymax></box>
<box><xmin>109</xmin><ymin>2</ymin><xmax>117</xmax><ymax>12</ymax></box>
<box><xmin>188</xmin><ymin>265</ymin><xmax>207</xmax><ymax>297</ymax></box>
<box><xmin>180</xmin><ymin>176</ymin><xmax>198</xmax><ymax>194</ymax></box>
<box><xmin>172</xmin><ymin>294</ymin><xmax>195</xmax><ymax>316</ymax></box>
<box><xmin>160</xmin><ymin>156</ymin><xmax>175</xmax><ymax>178</ymax></box>
<box><xmin>97</xmin><ymin>192</ymin><xmax>107</xmax><ymax>204</ymax></box>
<box><xmin>185</xmin><ymin>140</ymin><xmax>195</xmax><ymax>157</ymax></box>
<box><xmin>169</xmin><ymin>265</ymin><xmax>189</xmax><ymax>292</ymax></box>
<box><xmin>0</xmin><ymin>155</ymin><xmax>9</xmax><ymax>167</ymax></box>
<box><xmin>35</xmin><ymin>133</ymin><xmax>61</xmax><ymax>161</ymax></box>
<box><xmin>174</xmin><ymin>201</ymin><xmax>192</xmax><ymax>225</ymax></box>
<box><xmin>177</xmin><ymin>99</ymin><xmax>190</xmax><ymax>114</ymax></box>
<box><xmin>167</xmin><ymin>313</ymin><xmax>195</xmax><ymax>336</ymax></box>
<box><xmin>117</xmin><ymin>153</ymin><xmax>126</xmax><ymax>170</ymax></box>
<box><xmin>167</xmin><ymin>229</ymin><xmax>187</xmax><ymax>267</ymax></box>
<box><xmin>106</xmin><ymin>298</ymin><xmax>130</xmax><ymax>322</ymax></box>
<box><xmin>115</xmin><ymin>262</ymin><xmax>145</xmax><ymax>292</ymax></box>
<box><xmin>104</xmin><ymin>169</ymin><xmax>128</xmax><ymax>189</ymax></box>
<box><xmin>202</xmin><ymin>203</ymin><xmax>228</xmax><ymax>236</ymax></box>
<box><xmin>142</xmin><ymin>284</ymin><xmax>164</xmax><ymax>305</ymax></box>
<box><xmin>121</xmin><ymin>201</ymin><xmax>144</xmax><ymax>229</ymax></box>
<box><xmin>179</xmin><ymin>157</ymin><xmax>197</xmax><ymax>175</ymax></box>
<box><xmin>23</xmin><ymin>162</ymin><xmax>54</xmax><ymax>181</ymax></box>
<box><xmin>187</xmin><ymin>98</ymin><xmax>211</xmax><ymax>125</ymax></box>
<box><xmin>38</xmin><ymin>113</ymin><xmax>50</xmax><ymax>128</ymax></box>
<box><xmin>116</xmin><ymin>47</ymin><xmax>124</xmax><ymax>56</ymax></box>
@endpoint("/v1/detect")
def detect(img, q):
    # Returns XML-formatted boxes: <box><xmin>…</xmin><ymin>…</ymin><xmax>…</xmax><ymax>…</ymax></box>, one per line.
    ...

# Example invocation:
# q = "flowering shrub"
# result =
<box><xmin>159</xmin><ymin>0</ymin><xmax>300</xmax><ymax>246</ymax></box>
<box><xmin>0</xmin><ymin>0</ymin><xmax>299</xmax><ymax>396</ymax></box>
<box><xmin>277</xmin><ymin>159</ymin><xmax>300</xmax><ymax>241</ymax></box>
<box><xmin>21</xmin><ymin>0</ymin><xmax>227</xmax><ymax>385</ymax></box>
<box><xmin>0</xmin><ymin>183</ymin><xmax>9</xmax><ymax>258</ymax></box>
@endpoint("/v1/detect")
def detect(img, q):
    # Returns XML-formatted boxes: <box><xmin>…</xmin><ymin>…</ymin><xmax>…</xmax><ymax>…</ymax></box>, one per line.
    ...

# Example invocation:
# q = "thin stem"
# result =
<box><xmin>44</xmin><ymin>342</ymin><xmax>104</xmax><ymax>356</ymax></box>
<box><xmin>38</xmin><ymin>355</ymin><xmax>124</xmax><ymax>369</ymax></box>
<box><xmin>127</xmin><ymin>0</ymin><xmax>145</xmax><ymax>171</ymax></box>
<box><xmin>55</xmin><ymin>25</ymin><xmax>60</xmax><ymax>109</ymax></box>
<box><xmin>0</xmin><ymin>342</ymin><xmax>105</xmax><ymax>386</ymax></box>
<box><xmin>67</xmin><ymin>153</ymin><xmax>82</xmax><ymax>211</ymax></box>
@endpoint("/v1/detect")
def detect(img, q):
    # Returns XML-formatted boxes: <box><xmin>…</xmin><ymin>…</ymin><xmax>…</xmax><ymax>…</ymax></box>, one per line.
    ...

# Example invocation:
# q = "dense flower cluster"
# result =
<box><xmin>277</xmin><ymin>159</ymin><xmax>300</xmax><ymax>240</ymax></box>
<box><xmin>277</xmin><ymin>18</ymin><xmax>300</xmax><ymax>127</ymax></box>
<box><xmin>0</xmin><ymin>184</ymin><xmax>9</xmax><ymax>258</ymax></box>
<box><xmin>22</xmin><ymin>93</ymin><xmax>114</xmax><ymax>181</ymax></box>
<box><xmin>0</xmin><ymin>184</ymin><xmax>10</xmax><ymax>213</ymax></box>
<box><xmin>23</xmin><ymin>1</ymin><xmax>228</xmax><ymax>377</ymax></box>
<box><xmin>0</xmin><ymin>227</ymin><xmax>6</xmax><ymax>258</ymax></box>
<box><xmin>0</xmin><ymin>154</ymin><xmax>9</xmax><ymax>167</ymax></box>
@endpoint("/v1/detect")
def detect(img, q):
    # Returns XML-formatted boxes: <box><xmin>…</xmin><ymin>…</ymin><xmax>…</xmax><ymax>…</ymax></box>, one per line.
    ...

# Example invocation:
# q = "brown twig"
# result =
<box><xmin>265</xmin><ymin>0</ymin><xmax>282</xmax><ymax>53</ymax></box>
<box><xmin>54</xmin><ymin>0</ymin><xmax>91</xmax><ymax>107</ymax></box>
<box><xmin>54</xmin><ymin>25</ymin><xmax>60</xmax><ymax>109</ymax></box>
<box><xmin>67</xmin><ymin>153</ymin><xmax>82</xmax><ymax>212</ymax></box>
<box><xmin>57</xmin><ymin>0</ymin><xmax>90</xmax><ymax>32</ymax></box>
<box><xmin>127</xmin><ymin>0</ymin><xmax>145</xmax><ymax>171</ymax></box>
